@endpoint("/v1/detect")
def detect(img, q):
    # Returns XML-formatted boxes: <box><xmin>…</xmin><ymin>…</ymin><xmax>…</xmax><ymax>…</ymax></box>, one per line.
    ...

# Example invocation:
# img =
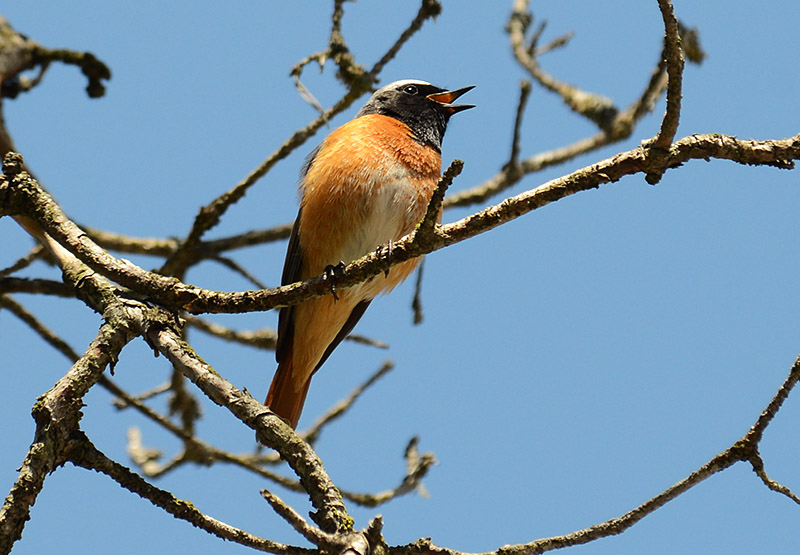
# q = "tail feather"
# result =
<box><xmin>265</xmin><ymin>355</ymin><xmax>310</xmax><ymax>429</ymax></box>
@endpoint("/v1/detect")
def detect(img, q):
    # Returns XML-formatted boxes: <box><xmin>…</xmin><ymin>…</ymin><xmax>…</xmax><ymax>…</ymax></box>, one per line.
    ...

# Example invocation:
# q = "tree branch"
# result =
<box><xmin>159</xmin><ymin>0</ymin><xmax>441</xmax><ymax>278</ymax></box>
<box><xmin>71</xmin><ymin>438</ymin><xmax>312</xmax><ymax>555</ymax></box>
<box><xmin>4</xmin><ymin>133</ymin><xmax>798</xmax><ymax>316</ymax></box>
<box><xmin>0</xmin><ymin>320</ymin><xmax>134</xmax><ymax>553</ymax></box>
<box><xmin>388</xmin><ymin>354</ymin><xmax>800</xmax><ymax>555</ymax></box>
<box><xmin>651</xmin><ymin>0</ymin><xmax>684</xmax><ymax>151</ymax></box>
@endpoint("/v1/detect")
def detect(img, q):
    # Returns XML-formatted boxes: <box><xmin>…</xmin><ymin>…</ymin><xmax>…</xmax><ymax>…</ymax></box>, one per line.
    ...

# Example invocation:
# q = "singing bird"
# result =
<box><xmin>266</xmin><ymin>79</ymin><xmax>474</xmax><ymax>428</ymax></box>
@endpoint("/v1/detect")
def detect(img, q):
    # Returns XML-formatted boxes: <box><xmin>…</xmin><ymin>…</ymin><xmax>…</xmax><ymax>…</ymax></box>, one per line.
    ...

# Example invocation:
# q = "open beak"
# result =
<box><xmin>427</xmin><ymin>85</ymin><xmax>475</xmax><ymax>114</ymax></box>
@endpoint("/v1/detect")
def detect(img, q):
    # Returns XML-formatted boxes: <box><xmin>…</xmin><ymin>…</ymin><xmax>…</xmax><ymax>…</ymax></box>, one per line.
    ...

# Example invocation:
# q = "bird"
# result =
<box><xmin>266</xmin><ymin>79</ymin><xmax>474</xmax><ymax>428</ymax></box>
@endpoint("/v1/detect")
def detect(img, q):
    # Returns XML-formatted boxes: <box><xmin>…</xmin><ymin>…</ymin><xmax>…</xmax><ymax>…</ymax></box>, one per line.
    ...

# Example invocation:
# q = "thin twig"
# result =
<box><xmin>210</xmin><ymin>255</ymin><xmax>268</xmax><ymax>290</ymax></box>
<box><xmin>341</xmin><ymin>437</ymin><xmax>436</xmax><ymax>507</ymax></box>
<box><xmin>651</xmin><ymin>0</ymin><xmax>684</xmax><ymax>150</ymax></box>
<box><xmin>508</xmin><ymin>80</ymin><xmax>532</xmax><ymax>172</ymax></box>
<box><xmin>414</xmin><ymin>159</ymin><xmax>464</xmax><ymax>241</ymax></box>
<box><xmin>368</xmin><ymin>0</ymin><xmax>443</xmax><ymax>79</ymax></box>
<box><xmin>411</xmin><ymin>260</ymin><xmax>425</xmax><ymax>325</ymax></box>
<box><xmin>302</xmin><ymin>361</ymin><xmax>395</xmax><ymax>445</ymax></box>
<box><xmin>30</xmin><ymin>45</ymin><xmax>111</xmax><ymax>98</ymax></box>
<box><xmin>0</xmin><ymin>243</ymin><xmax>45</xmax><ymax>276</ymax></box>
<box><xmin>388</xmin><ymin>353</ymin><xmax>800</xmax><ymax>555</ymax></box>
<box><xmin>71</xmin><ymin>440</ymin><xmax>311</xmax><ymax>555</ymax></box>
<box><xmin>185</xmin><ymin>316</ymin><xmax>278</xmax><ymax>349</ymax></box>
<box><xmin>509</xmin><ymin>0</ymin><xmax>617</xmax><ymax>130</ymax></box>
<box><xmin>749</xmin><ymin>453</ymin><xmax>800</xmax><ymax>505</ymax></box>
<box><xmin>0</xmin><ymin>294</ymin><xmax>80</xmax><ymax>360</ymax></box>
<box><xmin>0</xmin><ymin>277</ymin><xmax>73</xmax><ymax>297</ymax></box>
<box><xmin>261</xmin><ymin>489</ymin><xmax>336</xmax><ymax>548</ymax></box>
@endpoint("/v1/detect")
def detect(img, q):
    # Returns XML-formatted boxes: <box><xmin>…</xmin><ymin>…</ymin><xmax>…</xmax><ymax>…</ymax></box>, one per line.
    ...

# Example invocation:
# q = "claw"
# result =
<box><xmin>376</xmin><ymin>241</ymin><xmax>393</xmax><ymax>277</ymax></box>
<box><xmin>323</xmin><ymin>262</ymin><xmax>346</xmax><ymax>301</ymax></box>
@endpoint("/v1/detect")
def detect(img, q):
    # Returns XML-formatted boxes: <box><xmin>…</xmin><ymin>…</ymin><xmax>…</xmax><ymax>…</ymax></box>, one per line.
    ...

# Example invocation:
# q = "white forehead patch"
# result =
<box><xmin>381</xmin><ymin>79</ymin><xmax>432</xmax><ymax>90</ymax></box>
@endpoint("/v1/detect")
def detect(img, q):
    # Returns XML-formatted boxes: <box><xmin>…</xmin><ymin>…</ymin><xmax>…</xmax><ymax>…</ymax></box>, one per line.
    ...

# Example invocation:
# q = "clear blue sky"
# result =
<box><xmin>2</xmin><ymin>1</ymin><xmax>799</xmax><ymax>553</ymax></box>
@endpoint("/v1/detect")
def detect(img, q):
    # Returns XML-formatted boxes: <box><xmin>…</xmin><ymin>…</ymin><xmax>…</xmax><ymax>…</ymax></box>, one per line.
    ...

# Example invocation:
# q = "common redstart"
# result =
<box><xmin>266</xmin><ymin>79</ymin><xmax>474</xmax><ymax>428</ymax></box>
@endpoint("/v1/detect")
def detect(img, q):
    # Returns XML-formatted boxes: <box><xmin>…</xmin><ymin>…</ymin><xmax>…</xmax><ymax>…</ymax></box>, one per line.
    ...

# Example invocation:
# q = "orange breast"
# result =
<box><xmin>297</xmin><ymin>114</ymin><xmax>442</xmax><ymax>293</ymax></box>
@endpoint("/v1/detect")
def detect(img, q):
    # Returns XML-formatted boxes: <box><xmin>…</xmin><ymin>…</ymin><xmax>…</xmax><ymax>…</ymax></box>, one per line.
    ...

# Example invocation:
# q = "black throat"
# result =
<box><xmin>356</xmin><ymin>84</ymin><xmax>455</xmax><ymax>153</ymax></box>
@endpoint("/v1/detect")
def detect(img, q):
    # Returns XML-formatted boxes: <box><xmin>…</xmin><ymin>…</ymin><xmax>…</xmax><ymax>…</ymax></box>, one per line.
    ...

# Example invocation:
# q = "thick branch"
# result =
<box><xmin>4</xmin><ymin>134</ymin><xmax>798</xmax><ymax>315</ymax></box>
<box><xmin>0</xmin><ymin>321</ymin><xmax>134</xmax><ymax>553</ymax></box>
<box><xmin>144</xmin><ymin>324</ymin><xmax>353</xmax><ymax>534</ymax></box>
<box><xmin>71</xmin><ymin>439</ymin><xmax>311</xmax><ymax>555</ymax></box>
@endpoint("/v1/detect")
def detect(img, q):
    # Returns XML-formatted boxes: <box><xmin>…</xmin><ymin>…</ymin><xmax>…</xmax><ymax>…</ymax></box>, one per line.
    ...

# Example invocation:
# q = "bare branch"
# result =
<box><xmin>455</xmin><ymin>0</ymin><xmax>704</xmax><ymax>212</ymax></box>
<box><xmin>29</xmin><ymin>46</ymin><xmax>110</xmax><ymax>98</ymax></box>
<box><xmin>0</xmin><ymin>321</ymin><xmax>134</xmax><ymax>553</ymax></box>
<box><xmin>342</xmin><ymin>437</ymin><xmax>436</xmax><ymax>508</ymax></box>
<box><xmin>0</xmin><ymin>243</ymin><xmax>45</xmax><ymax>276</ymax></box>
<box><xmin>0</xmin><ymin>16</ymin><xmax>110</xmax><ymax>100</ymax></box>
<box><xmin>0</xmin><ymin>277</ymin><xmax>72</xmax><ymax>297</ymax></box>
<box><xmin>145</xmin><ymin>323</ymin><xmax>353</xmax><ymax>533</ymax></box>
<box><xmin>749</xmin><ymin>453</ymin><xmax>800</xmax><ymax>505</ymax></box>
<box><xmin>5</xmin><ymin>132</ymin><xmax>798</xmax><ymax>316</ymax></box>
<box><xmin>368</xmin><ymin>0</ymin><xmax>443</xmax><ymax>79</ymax></box>
<box><xmin>414</xmin><ymin>159</ymin><xmax>464</xmax><ymax>242</ymax></box>
<box><xmin>507</xmin><ymin>80</ymin><xmax>532</xmax><ymax>173</ymax></box>
<box><xmin>262</xmin><ymin>489</ymin><xmax>336</xmax><ymax>549</ymax></box>
<box><xmin>0</xmin><ymin>294</ymin><xmax>80</xmax><ymax>360</ymax></box>
<box><xmin>411</xmin><ymin>260</ymin><xmax>425</xmax><ymax>325</ymax></box>
<box><xmin>651</xmin><ymin>0</ymin><xmax>684</xmax><ymax>151</ymax></box>
<box><xmin>81</xmin><ymin>223</ymin><xmax>293</xmax><ymax>259</ymax></box>
<box><xmin>111</xmin><ymin>382</ymin><xmax>172</xmax><ymax>408</ymax></box>
<box><xmin>71</xmin><ymin>439</ymin><xmax>311</xmax><ymax>555</ymax></box>
<box><xmin>388</xmin><ymin>354</ymin><xmax>800</xmax><ymax>555</ymax></box>
<box><xmin>302</xmin><ymin>361</ymin><xmax>395</xmax><ymax>445</ymax></box>
<box><xmin>185</xmin><ymin>316</ymin><xmax>278</xmax><ymax>349</ymax></box>
<box><xmin>508</xmin><ymin>0</ymin><xmax>617</xmax><ymax>130</ymax></box>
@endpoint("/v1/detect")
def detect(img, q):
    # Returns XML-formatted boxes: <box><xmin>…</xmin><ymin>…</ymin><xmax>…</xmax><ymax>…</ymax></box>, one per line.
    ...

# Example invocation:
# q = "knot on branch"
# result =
<box><xmin>678</xmin><ymin>21</ymin><xmax>706</xmax><ymax>64</ymax></box>
<box><xmin>2</xmin><ymin>151</ymin><xmax>25</xmax><ymax>177</ymax></box>
<box><xmin>31</xmin><ymin>45</ymin><xmax>111</xmax><ymax>98</ymax></box>
<box><xmin>640</xmin><ymin>140</ymin><xmax>674</xmax><ymax>185</ymax></box>
<box><xmin>0</xmin><ymin>152</ymin><xmax>30</xmax><ymax>217</ymax></box>
<box><xmin>730</xmin><ymin>438</ymin><xmax>759</xmax><ymax>463</ymax></box>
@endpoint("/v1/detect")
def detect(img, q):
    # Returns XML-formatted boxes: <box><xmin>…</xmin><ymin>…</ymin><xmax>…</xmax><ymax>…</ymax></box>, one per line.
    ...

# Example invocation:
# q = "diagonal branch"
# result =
<box><xmin>5</xmin><ymin>133</ymin><xmax>799</xmax><ymax>316</ymax></box>
<box><xmin>449</xmin><ymin>0</ymin><xmax>703</xmax><ymax>210</ymax></box>
<box><xmin>389</xmin><ymin>354</ymin><xmax>800</xmax><ymax>555</ymax></box>
<box><xmin>70</xmin><ymin>438</ymin><xmax>312</xmax><ymax>555</ymax></box>
<box><xmin>145</xmin><ymin>323</ymin><xmax>354</xmax><ymax>534</ymax></box>
<box><xmin>0</xmin><ymin>320</ymin><xmax>135</xmax><ymax>553</ymax></box>
<box><xmin>159</xmin><ymin>0</ymin><xmax>442</xmax><ymax>278</ymax></box>
<box><xmin>261</xmin><ymin>489</ymin><xmax>337</xmax><ymax>549</ymax></box>
<box><xmin>302</xmin><ymin>361</ymin><xmax>395</xmax><ymax>445</ymax></box>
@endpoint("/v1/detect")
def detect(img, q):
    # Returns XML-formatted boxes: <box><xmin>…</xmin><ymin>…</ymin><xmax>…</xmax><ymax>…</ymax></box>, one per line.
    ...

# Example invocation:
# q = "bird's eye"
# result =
<box><xmin>402</xmin><ymin>84</ymin><xmax>419</xmax><ymax>95</ymax></box>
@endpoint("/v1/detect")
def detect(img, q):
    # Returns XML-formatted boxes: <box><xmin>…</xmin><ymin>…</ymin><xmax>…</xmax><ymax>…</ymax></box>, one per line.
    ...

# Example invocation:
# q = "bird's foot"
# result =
<box><xmin>323</xmin><ymin>262</ymin><xmax>346</xmax><ymax>302</ymax></box>
<box><xmin>376</xmin><ymin>240</ymin><xmax>394</xmax><ymax>277</ymax></box>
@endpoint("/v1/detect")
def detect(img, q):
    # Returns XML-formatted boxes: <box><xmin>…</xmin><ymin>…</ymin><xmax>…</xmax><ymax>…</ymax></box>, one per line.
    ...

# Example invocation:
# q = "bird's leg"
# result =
<box><xmin>376</xmin><ymin>240</ymin><xmax>393</xmax><ymax>277</ymax></box>
<box><xmin>323</xmin><ymin>262</ymin><xmax>346</xmax><ymax>302</ymax></box>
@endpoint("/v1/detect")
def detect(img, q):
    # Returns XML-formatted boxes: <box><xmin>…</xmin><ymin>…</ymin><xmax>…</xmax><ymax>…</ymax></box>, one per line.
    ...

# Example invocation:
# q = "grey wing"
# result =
<box><xmin>275</xmin><ymin>145</ymin><xmax>322</xmax><ymax>364</ymax></box>
<box><xmin>275</xmin><ymin>211</ymin><xmax>303</xmax><ymax>364</ymax></box>
<box><xmin>313</xmin><ymin>299</ymin><xmax>372</xmax><ymax>374</ymax></box>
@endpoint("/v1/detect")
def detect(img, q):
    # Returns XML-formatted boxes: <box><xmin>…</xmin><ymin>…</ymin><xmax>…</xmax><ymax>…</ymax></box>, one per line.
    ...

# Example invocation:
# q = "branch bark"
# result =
<box><xmin>5</xmin><ymin>133</ymin><xmax>797</xmax><ymax>316</ymax></box>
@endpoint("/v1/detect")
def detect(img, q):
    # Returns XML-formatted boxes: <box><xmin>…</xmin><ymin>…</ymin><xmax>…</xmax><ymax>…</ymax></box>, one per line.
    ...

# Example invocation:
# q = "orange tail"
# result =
<box><xmin>265</xmin><ymin>355</ymin><xmax>310</xmax><ymax>429</ymax></box>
